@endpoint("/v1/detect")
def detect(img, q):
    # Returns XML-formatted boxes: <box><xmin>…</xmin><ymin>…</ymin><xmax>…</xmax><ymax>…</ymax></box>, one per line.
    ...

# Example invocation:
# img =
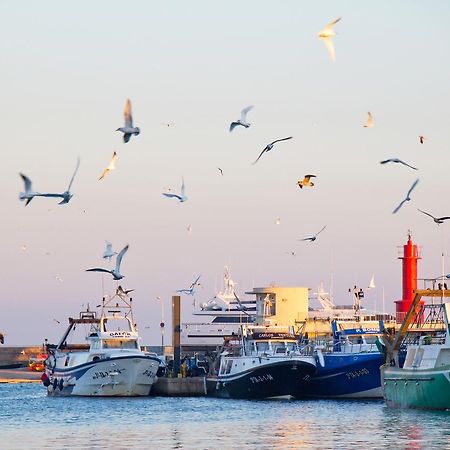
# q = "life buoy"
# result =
<box><xmin>41</xmin><ymin>373</ymin><xmax>51</xmax><ymax>387</ymax></box>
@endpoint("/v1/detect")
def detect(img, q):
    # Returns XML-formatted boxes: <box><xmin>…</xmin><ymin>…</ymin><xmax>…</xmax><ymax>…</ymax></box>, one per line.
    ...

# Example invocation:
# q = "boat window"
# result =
<box><xmin>256</xmin><ymin>342</ymin><xmax>269</xmax><ymax>353</ymax></box>
<box><xmin>225</xmin><ymin>359</ymin><xmax>233</xmax><ymax>374</ymax></box>
<box><xmin>286</xmin><ymin>343</ymin><xmax>297</xmax><ymax>352</ymax></box>
<box><xmin>103</xmin><ymin>340</ymin><xmax>138</xmax><ymax>349</ymax></box>
<box><xmin>273</xmin><ymin>343</ymin><xmax>287</xmax><ymax>354</ymax></box>
<box><xmin>364</xmin><ymin>336</ymin><xmax>378</xmax><ymax>344</ymax></box>
<box><xmin>91</xmin><ymin>341</ymin><xmax>100</xmax><ymax>350</ymax></box>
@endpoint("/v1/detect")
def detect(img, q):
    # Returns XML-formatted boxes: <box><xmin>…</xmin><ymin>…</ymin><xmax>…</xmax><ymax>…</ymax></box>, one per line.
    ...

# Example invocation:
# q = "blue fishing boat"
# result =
<box><xmin>295</xmin><ymin>321</ymin><xmax>386</xmax><ymax>398</ymax></box>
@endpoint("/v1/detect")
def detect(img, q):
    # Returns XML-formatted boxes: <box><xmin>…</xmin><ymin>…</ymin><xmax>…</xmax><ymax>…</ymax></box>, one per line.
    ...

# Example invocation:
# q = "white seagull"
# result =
<box><xmin>253</xmin><ymin>137</ymin><xmax>293</xmax><ymax>165</ymax></box>
<box><xmin>299</xmin><ymin>225</ymin><xmax>327</xmax><ymax>242</ymax></box>
<box><xmin>116</xmin><ymin>99</ymin><xmax>140</xmax><ymax>143</ymax></box>
<box><xmin>99</xmin><ymin>152</ymin><xmax>117</xmax><ymax>180</ymax></box>
<box><xmin>392</xmin><ymin>179</ymin><xmax>419</xmax><ymax>214</ymax></box>
<box><xmin>364</xmin><ymin>112</ymin><xmax>374</xmax><ymax>128</ymax></box>
<box><xmin>86</xmin><ymin>244</ymin><xmax>129</xmax><ymax>280</ymax></box>
<box><xmin>177</xmin><ymin>275</ymin><xmax>201</xmax><ymax>296</ymax></box>
<box><xmin>162</xmin><ymin>178</ymin><xmax>187</xmax><ymax>202</ymax></box>
<box><xmin>380</xmin><ymin>158</ymin><xmax>418</xmax><ymax>170</ymax></box>
<box><xmin>229</xmin><ymin>106</ymin><xmax>254</xmax><ymax>132</ymax></box>
<box><xmin>318</xmin><ymin>17</ymin><xmax>342</xmax><ymax>62</ymax></box>
<box><xmin>18</xmin><ymin>173</ymin><xmax>41</xmax><ymax>206</ymax></box>
<box><xmin>37</xmin><ymin>157</ymin><xmax>81</xmax><ymax>205</ymax></box>
<box><xmin>103</xmin><ymin>241</ymin><xmax>117</xmax><ymax>260</ymax></box>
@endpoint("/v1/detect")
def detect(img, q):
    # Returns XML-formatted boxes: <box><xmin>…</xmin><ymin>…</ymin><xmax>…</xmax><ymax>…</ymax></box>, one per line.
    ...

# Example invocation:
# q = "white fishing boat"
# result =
<box><xmin>42</xmin><ymin>287</ymin><xmax>160</xmax><ymax>396</ymax></box>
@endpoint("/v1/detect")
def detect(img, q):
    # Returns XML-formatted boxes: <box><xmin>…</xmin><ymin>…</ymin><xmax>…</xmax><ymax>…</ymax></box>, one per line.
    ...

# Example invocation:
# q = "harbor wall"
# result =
<box><xmin>0</xmin><ymin>346</ymin><xmax>44</xmax><ymax>367</ymax></box>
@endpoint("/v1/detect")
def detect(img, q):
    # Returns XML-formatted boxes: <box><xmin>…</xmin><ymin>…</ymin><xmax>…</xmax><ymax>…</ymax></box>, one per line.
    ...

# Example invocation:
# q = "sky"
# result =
<box><xmin>2</xmin><ymin>1</ymin><xmax>450</xmax><ymax>345</ymax></box>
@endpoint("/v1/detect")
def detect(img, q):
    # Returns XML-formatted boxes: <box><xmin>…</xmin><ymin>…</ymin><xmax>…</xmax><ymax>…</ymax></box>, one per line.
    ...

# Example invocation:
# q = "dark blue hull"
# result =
<box><xmin>215</xmin><ymin>360</ymin><xmax>316</xmax><ymax>399</ymax></box>
<box><xmin>295</xmin><ymin>352</ymin><xmax>384</xmax><ymax>399</ymax></box>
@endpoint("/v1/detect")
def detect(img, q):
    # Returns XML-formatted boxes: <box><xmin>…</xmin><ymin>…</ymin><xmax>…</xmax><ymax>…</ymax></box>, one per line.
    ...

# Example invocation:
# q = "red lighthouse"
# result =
<box><xmin>395</xmin><ymin>231</ymin><xmax>421</xmax><ymax>324</ymax></box>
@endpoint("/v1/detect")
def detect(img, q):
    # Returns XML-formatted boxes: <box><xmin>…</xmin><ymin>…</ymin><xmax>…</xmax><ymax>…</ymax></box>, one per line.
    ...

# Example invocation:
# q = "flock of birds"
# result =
<box><xmin>16</xmin><ymin>16</ymin><xmax>449</xmax><ymax>292</ymax></box>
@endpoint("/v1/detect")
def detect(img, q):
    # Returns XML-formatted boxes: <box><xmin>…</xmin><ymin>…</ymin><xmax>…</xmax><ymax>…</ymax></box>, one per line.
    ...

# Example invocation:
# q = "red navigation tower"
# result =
<box><xmin>395</xmin><ymin>231</ymin><xmax>421</xmax><ymax>324</ymax></box>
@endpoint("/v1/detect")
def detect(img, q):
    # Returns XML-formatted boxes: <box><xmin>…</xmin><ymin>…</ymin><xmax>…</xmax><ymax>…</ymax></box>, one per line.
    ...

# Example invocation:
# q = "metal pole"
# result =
<box><xmin>172</xmin><ymin>295</ymin><xmax>181</xmax><ymax>377</ymax></box>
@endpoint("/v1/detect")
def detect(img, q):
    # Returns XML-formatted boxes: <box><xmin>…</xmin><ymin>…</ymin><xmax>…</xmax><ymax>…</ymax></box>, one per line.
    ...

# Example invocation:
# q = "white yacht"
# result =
<box><xmin>42</xmin><ymin>287</ymin><xmax>160</xmax><ymax>396</ymax></box>
<box><xmin>181</xmin><ymin>275</ymin><xmax>394</xmax><ymax>351</ymax></box>
<box><xmin>181</xmin><ymin>268</ymin><xmax>256</xmax><ymax>351</ymax></box>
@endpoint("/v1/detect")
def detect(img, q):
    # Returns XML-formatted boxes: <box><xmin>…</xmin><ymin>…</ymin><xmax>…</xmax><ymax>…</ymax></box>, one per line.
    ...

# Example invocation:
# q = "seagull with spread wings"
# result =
<box><xmin>318</xmin><ymin>17</ymin><xmax>341</xmax><ymax>62</ymax></box>
<box><xmin>18</xmin><ymin>173</ymin><xmax>41</xmax><ymax>206</ymax></box>
<box><xmin>116</xmin><ymin>99</ymin><xmax>140</xmax><ymax>143</ymax></box>
<box><xmin>177</xmin><ymin>275</ymin><xmax>201</xmax><ymax>295</ymax></box>
<box><xmin>380</xmin><ymin>158</ymin><xmax>418</xmax><ymax>170</ymax></box>
<box><xmin>253</xmin><ymin>137</ymin><xmax>293</xmax><ymax>165</ymax></box>
<box><xmin>229</xmin><ymin>105</ymin><xmax>254</xmax><ymax>132</ymax></box>
<box><xmin>297</xmin><ymin>175</ymin><xmax>316</xmax><ymax>189</ymax></box>
<box><xmin>162</xmin><ymin>178</ymin><xmax>187</xmax><ymax>202</ymax></box>
<box><xmin>86</xmin><ymin>244</ymin><xmax>129</xmax><ymax>280</ymax></box>
<box><xmin>418</xmin><ymin>209</ymin><xmax>450</xmax><ymax>225</ymax></box>
<box><xmin>392</xmin><ymin>179</ymin><xmax>419</xmax><ymax>214</ymax></box>
<box><xmin>36</xmin><ymin>157</ymin><xmax>81</xmax><ymax>205</ymax></box>
<box><xmin>299</xmin><ymin>225</ymin><xmax>327</xmax><ymax>242</ymax></box>
<box><xmin>99</xmin><ymin>152</ymin><xmax>117</xmax><ymax>180</ymax></box>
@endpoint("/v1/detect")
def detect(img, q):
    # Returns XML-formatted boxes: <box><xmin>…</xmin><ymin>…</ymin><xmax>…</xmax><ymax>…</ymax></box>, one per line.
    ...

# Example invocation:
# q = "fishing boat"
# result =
<box><xmin>381</xmin><ymin>288</ymin><xmax>450</xmax><ymax>409</ymax></box>
<box><xmin>42</xmin><ymin>286</ymin><xmax>160</xmax><ymax>396</ymax></box>
<box><xmin>296</xmin><ymin>321</ymin><xmax>386</xmax><ymax>399</ymax></box>
<box><xmin>210</xmin><ymin>324</ymin><xmax>316</xmax><ymax>399</ymax></box>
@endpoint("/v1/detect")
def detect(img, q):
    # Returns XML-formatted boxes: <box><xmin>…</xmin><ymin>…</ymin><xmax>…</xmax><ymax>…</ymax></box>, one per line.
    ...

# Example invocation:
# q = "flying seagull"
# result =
<box><xmin>218</xmin><ymin>167</ymin><xmax>224</xmax><ymax>176</ymax></box>
<box><xmin>177</xmin><ymin>275</ymin><xmax>201</xmax><ymax>296</ymax></box>
<box><xmin>18</xmin><ymin>173</ymin><xmax>41</xmax><ymax>206</ymax></box>
<box><xmin>299</xmin><ymin>225</ymin><xmax>327</xmax><ymax>242</ymax></box>
<box><xmin>162</xmin><ymin>178</ymin><xmax>187</xmax><ymax>202</ymax></box>
<box><xmin>103</xmin><ymin>241</ymin><xmax>117</xmax><ymax>260</ymax></box>
<box><xmin>380</xmin><ymin>158</ymin><xmax>418</xmax><ymax>170</ymax></box>
<box><xmin>117</xmin><ymin>285</ymin><xmax>135</xmax><ymax>299</ymax></box>
<box><xmin>86</xmin><ymin>244</ymin><xmax>129</xmax><ymax>280</ymax></box>
<box><xmin>229</xmin><ymin>105</ymin><xmax>254</xmax><ymax>132</ymax></box>
<box><xmin>99</xmin><ymin>152</ymin><xmax>117</xmax><ymax>180</ymax></box>
<box><xmin>364</xmin><ymin>112</ymin><xmax>374</xmax><ymax>128</ymax></box>
<box><xmin>297</xmin><ymin>175</ymin><xmax>316</xmax><ymax>189</ymax></box>
<box><xmin>116</xmin><ymin>99</ymin><xmax>140</xmax><ymax>143</ymax></box>
<box><xmin>253</xmin><ymin>137</ymin><xmax>293</xmax><ymax>165</ymax></box>
<box><xmin>392</xmin><ymin>179</ymin><xmax>419</xmax><ymax>214</ymax></box>
<box><xmin>37</xmin><ymin>157</ymin><xmax>81</xmax><ymax>205</ymax></box>
<box><xmin>418</xmin><ymin>209</ymin><xmax>450</xmax><ymax>225</ymax></box>
<box><xmin>318</xmin><ymin>17</ymin><xmax>341</xmax><ymax>62</ymax></box>
<box><xmin>419</xmin><ymin>135</ymin><xmax>427</xmax><ymax>144</ymax></box>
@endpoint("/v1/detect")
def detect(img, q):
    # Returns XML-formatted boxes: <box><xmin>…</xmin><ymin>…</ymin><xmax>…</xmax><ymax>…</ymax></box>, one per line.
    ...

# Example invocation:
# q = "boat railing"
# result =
<box><xmin>313</xmin><ymin>339</ymin><xmax>380</xmax><ymax>354</ymax></box>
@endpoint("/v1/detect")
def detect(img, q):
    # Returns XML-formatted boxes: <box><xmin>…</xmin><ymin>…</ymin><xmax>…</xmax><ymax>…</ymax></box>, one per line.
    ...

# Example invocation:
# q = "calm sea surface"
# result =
<box><xmin>1</xmin><ymin>383</ymin><xmax>450</xmax><ymax>449</ymax></box>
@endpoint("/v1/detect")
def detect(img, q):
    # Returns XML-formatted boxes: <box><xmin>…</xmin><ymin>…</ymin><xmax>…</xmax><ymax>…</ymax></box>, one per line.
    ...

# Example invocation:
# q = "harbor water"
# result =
<box><xmin>1</xmin><ymin>384</ymin><xmax>450</xmax><ymax>449</ymax></box>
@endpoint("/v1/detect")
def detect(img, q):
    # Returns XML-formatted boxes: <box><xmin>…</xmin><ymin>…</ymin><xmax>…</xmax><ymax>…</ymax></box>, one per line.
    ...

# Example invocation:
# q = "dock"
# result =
<box><xmin>0</xmin><ymin>368</ymin><xmax>41</xmax><ymax>384</ymax></box>
<box><xmin>152</xmin><ymin>376</ymin><xmax>216</xmax><ymax>396</ymax></box>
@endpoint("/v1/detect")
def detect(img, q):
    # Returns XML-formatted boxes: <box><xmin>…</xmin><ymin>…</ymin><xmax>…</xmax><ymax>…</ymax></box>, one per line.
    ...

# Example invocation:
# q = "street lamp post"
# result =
<box><xmin>156</xmin><ymin>296</ymin><xmax>165</xmax><ymax>349</ymax></box>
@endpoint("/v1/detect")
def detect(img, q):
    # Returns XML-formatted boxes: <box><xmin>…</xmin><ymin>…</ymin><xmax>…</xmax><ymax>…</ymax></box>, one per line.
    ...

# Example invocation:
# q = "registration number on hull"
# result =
<box><xmin>250</xmin><ymin>374</ymin><xmax>274</xmax><ymax>384</ymax></box>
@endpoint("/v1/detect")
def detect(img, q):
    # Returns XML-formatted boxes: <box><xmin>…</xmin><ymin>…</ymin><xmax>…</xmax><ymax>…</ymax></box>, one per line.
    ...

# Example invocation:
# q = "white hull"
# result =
<box><xmin>46</xmin><ymin>355</ymin><xmax>159</xmax><ymax>397</ymax></box>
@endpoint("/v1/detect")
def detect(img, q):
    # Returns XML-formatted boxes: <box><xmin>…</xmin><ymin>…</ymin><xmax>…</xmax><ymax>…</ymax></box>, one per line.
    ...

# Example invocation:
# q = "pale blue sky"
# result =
<box><xmin>2</xmin><ymin>1</ymin><xmax>450</xmax><ymax>345</ymax></box>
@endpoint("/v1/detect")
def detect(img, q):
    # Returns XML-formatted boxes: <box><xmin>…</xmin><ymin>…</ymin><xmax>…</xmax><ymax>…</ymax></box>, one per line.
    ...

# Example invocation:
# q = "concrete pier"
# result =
<box><xmin>152</xmin><ymin>377</ymin><xmax>209</xmax><ymax>397</ymax></box>
<box><xmin>0</xmin><ymin>367</ymin><xmax>41</xmax><ymax>383</ymax></box>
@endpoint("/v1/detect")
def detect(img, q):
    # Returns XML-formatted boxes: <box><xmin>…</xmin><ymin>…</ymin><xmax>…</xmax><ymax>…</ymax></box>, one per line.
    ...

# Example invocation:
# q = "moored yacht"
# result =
<box><xmin>43</xmin><ymin>286</ymin><xmax>160</xmax><ymax>396</ymax></box>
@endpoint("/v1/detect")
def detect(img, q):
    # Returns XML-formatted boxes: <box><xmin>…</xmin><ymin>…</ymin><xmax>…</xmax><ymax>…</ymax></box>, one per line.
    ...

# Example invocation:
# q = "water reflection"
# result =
<box><xmin>1</xmin><ymin>385</ymin><xmax>450</xmax><ymax>449</ymax></box>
